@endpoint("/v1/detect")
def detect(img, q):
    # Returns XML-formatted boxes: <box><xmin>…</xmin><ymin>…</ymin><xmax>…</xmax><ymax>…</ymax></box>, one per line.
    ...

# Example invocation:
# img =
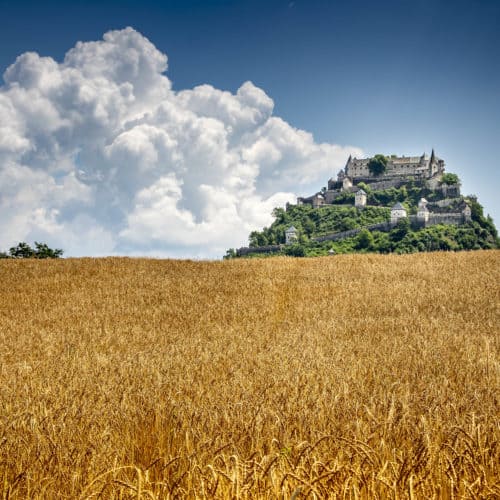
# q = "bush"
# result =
<box><xmin>356</xmin><ymin>229</ymin><xmax>374</xmax><ymax>250</ymax></box>
<box><xmin>284</xmin><ymin>244</ymin><xmax>306</xmax><ymax>257</ymax></box>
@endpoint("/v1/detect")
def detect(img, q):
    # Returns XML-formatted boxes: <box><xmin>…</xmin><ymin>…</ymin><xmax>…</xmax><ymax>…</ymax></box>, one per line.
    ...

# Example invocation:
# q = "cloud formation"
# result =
<box><xmin>0</xmin><ymin>28</ymin><xmax>362</xmax><ymax>258</ymax></box>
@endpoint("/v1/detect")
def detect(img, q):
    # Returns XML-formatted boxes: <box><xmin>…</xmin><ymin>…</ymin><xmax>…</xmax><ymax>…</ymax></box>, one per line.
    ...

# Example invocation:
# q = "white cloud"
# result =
<box><xmin>0</xmin><ymin>27</ymin><xmax>362</xmax><ymax>258</ymax></box>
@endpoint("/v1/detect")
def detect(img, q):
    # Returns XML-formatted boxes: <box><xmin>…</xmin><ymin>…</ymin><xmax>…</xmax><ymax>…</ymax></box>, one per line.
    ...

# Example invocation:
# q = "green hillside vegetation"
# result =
<box><xmin>226</xmin><ymin>178</ymin><xmax>499</xmax><ymax>258</ymax></box>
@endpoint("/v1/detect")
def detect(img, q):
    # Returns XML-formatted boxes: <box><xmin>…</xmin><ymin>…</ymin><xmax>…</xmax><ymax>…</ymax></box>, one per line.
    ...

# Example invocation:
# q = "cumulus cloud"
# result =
<box><xmin>0</xmin><ymin>27</ymin><xmax>362</xmax><ymax>258</ymax></box>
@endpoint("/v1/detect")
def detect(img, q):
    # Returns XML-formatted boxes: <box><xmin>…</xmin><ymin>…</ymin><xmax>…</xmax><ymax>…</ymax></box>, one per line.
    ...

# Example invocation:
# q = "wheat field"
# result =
<box><xmin>0</xmin><ymin>251</ymin><xmax>498</xmax><ymax>498</ymax></box>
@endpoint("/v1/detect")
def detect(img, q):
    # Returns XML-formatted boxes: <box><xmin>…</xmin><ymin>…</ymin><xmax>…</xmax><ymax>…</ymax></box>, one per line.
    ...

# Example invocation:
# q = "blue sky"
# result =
<box><xmin>0</xmin><ymin>0</ymin><xmax>499</xmax><ymax>257</ymax></box>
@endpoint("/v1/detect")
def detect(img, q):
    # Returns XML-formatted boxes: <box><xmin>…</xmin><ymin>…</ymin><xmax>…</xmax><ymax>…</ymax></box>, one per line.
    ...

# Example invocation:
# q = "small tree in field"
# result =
<box><xmin>9</xmin><ymin>242</ymin><xmax>35</xmax><ymax>258</ymax></box>
<box><xmin>6</xmin><ymin>242</ymin><xmax>63</xmax><ymax>259</ymax></box>
<box><xmin>368</xmin><ymin>154</ymin><xmax>388</xmax><ymax>176</ymax></box>
<box><xmin>33</xmin><ymin>242</ymin><xmax>64</xmax><ymax>259</ymax></box>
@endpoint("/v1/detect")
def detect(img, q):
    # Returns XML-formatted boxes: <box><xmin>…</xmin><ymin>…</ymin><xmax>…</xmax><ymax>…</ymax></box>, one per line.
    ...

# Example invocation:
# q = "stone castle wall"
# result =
<box><xmin>431</xmin><ymin>197</ymin><xmax>462</xmax><ymax>208</ymax></box>
<box><xmin>356</xmin><ymin>177</ymin><xmax>411</xmax><ymax>191</ymax></box>
<box><xmin>427</xmin><ymin>213</ymin><xmax>465</xmax><ymax>226</ymax></box>
<box><xmin>236</xmin><ymin>244</ymin><xmax>282</xmax><ymax>257</ymax></box>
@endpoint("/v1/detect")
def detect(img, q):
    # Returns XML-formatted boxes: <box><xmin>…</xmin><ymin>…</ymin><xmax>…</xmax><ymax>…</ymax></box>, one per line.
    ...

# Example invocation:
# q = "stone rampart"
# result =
<box><xmin>431</xmin><ymin>197</ymin><xmax>461</xmax><ymax>208</ymax></box>
<box><xmin>313</xmin><ymin>221</ymin><xmax>394</xmax><ymax>243</ymax></box>
<box><xmin>313</xmin><ymin>228</ymin><xmax>362</xmax><ymax>242</ymax></box>
<box><xmin>427</xmin><ymin>213</ymin><xmax>464</xmax><ymax>226</ymax></box>
<box><xmin>356</xmin><ymin>177</ymin><xmax>409</xmax><ymax>191</ymax></box>
<box><xmin>236</xmin><ymin>244</ymin><xmax>282</xmax><ymax>256</ymax></box>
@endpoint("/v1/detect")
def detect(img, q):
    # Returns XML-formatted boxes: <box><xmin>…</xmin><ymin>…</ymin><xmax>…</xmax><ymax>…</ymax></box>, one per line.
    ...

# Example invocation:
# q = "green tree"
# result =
<box><xmin>356</xmin><ymin>181</ymin><xmax>371</xmax><ymax>193</ymax></box>
<box><xmin>284</xmin><ymin>244</ymin><xmax>306</xmax><ymax>257</ymax></box>
<box><xmin>249</xmin><ymin>231</ymin><xmax>268</xmax><ymax>247</ymax></box>
<box><xmin>391</xmin><ymin>218</ymin><xmax>410</xmax><ymax>241</ymax></box>
<box><xmin>223</xmin><ymin>248</ymin><xmax>237</xmax><ymax>260</ymax></box>
<box><xmin>303</xmin><ymin>219</ymin><xmax>316</xmax><ymax>237</ymax></box>
<box><xmin>272</xmin><ymin>207</ymin><xmax>288</xmax><ymax>224</ymax></box>
<box><xmin>356</xmin><ymin>228</ymin><xmax>374</xmax><ymax>250</ymax></box>
<box><xmin>9</xmin><ymin>242</ymin><xmax>35</xmax><ymax>258</ymax></box>
<box><xmin>440</xmin><ymin>173</ymin><xmax>459</xmax><ymax>185</ymax></box>
<box><xmin>6</xmin><ymin>241</ymin><xmax>63</xmax><ymax>259</ymax></box>
<box><xmin>367</xmin><ymin>154</ymin><xmax>388</xmax><ymax>176</ymax></box>
<box><xmin>33</xmin><ymin>242</ymin><xmax>63</xmax><ymax>259</ymax></box>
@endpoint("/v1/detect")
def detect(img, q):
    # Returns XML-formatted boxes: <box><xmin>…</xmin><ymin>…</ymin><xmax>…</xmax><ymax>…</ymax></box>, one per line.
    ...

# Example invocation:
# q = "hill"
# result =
<box><xmin>227</xmin><ymin>172</ymin><xmax>499</xmax><ymax>258</ymax></box>
<box><xmin>0</xmin><ymin>252</ymin><xmax>499</xmax><ymax>497</ymax></box>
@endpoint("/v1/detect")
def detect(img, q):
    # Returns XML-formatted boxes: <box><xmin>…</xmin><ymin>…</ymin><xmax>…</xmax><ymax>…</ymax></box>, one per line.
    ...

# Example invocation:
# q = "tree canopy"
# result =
<box><xmin>441</xmin><ymin>173</ymin><xmax>460</xmax><ymax>185</ymax></box>
<box><xmin>367</xmin><ymin>154</ymin><xmax>388</xmax><ymax>176</ymax></box>
<box><xmin>0</xmin><ymin>242</ymin><xmax>63</xmax><ymax>259</ymax></box>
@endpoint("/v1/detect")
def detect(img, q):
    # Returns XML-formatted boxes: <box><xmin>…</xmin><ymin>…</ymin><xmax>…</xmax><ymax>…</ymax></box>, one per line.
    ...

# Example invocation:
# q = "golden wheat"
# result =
<box><xmin>0</xmin><ymin>251</ymin><xmax>499</xmax><ymax>498</ymax></box>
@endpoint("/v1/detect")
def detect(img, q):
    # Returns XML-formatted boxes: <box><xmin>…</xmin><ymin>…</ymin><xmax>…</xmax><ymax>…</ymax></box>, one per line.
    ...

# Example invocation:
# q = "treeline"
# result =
<box><xmin>0</xmin><ymin>242</ymin><xmax>63</xmax><ymax>259</ymax></box>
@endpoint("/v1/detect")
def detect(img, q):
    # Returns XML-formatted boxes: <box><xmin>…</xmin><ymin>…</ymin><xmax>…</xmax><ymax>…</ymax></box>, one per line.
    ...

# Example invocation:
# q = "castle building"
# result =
<box><xmin>285</xmin><ymin>226</ymin><xmax>298</xmax><ymax>245</ymax></box>
<box><xmin>342</xmin><ymin>176</ymin><xmax>353</xmax><ymax>192</ymax></box>
<box><xmin>355</xmin><ymin>189</ymin><xmax>367</xmax><ymax>208</ymax></box>
<box><xmin>298</xmin><ymin>151</ymin><xmax>451</xmax><ymax>212</ymax></box>
<box><xmin>462</xmin><ymin>203</ymin><xmax>472</xmax><ymax>222</ymax></box>
<box><xmin>311</xmin><ymin>193</ymin><xmax>325</xmax><ymax>208</ymax></box>
<box><xmin>391</xmin><ymin>202</ymin><xmax>407</xmax><ymax>223</ymax></box>
<box><xmin>417</xmin><ymin>198</ymin><xmax>430</xmax><ymax>223</ymax></box>
<box><xmin>341</xmin><ymin>150</ymin><xmax>444</xmax><ymax>182</ymax></box>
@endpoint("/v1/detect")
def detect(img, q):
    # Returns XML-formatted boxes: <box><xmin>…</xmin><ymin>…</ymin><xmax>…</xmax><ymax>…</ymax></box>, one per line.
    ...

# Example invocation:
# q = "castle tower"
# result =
<box><xmin>342</xmin><ymin>176</ymin><xmax>353</xmax><ymax>192</ymax></box>
<box><xmin>462</xmin><ymin>203</ymin><xmax>472</xmax><ymax>222</ymax></box>
<box><xmin>285</xmin><ymin>226</ymin><xmax>298</xmax><ymax>245</ymax></box>
<box><xmin>390</xmin><ymin>202</ymin><xmax>407</xmax><ymax>224</ymax></box>
<box><xmin>344</xmin><ymin>155</ymin><xmax>353</xmax><ymax>177</ymax></box>
<box><xmin>312</xmin><ymin>193</ymin><xmax>325</xmax><ymax>208</ymax></box>
<box><xmin>355</xmin><ymin>189</ymin><xmax>367</xmax><ymax>208</ymax></box>
<box><xmin>417</xmin><ymin>198</ymin><xmax>429</xmax><ymax>223</ymax></box>
<box><xmin>429</xmin><ymin>148</ymin><xmax>440</xmax><ymax>176</ymax></box>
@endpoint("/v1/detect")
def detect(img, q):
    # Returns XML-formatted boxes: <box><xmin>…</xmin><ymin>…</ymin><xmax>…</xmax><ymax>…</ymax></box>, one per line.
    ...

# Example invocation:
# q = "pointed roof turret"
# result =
<box><xmin>430</xmin><ymin>148</ymin><xmax>436</xmax><ymax>163</ymax></box>
<box><xmin>345</xmin><ymin>154</ymin><xmax>352</xmax><ymax>168</ymax></box>
<box><xmin>392</xmin><ymin>202</ymin><xmax>406</xmax><ymax>211</ymax></box>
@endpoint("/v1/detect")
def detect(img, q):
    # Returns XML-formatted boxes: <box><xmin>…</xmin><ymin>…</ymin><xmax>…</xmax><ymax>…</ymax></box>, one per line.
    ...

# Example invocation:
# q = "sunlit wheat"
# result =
<box><xmin>0</xmin><ymin>251</ymin><xmax>498</xmax><ymax>498</ymax></box>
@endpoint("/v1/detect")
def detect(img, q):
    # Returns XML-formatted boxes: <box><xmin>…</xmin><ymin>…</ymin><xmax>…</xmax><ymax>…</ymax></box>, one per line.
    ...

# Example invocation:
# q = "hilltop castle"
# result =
<box><xmin>341</xmin><ymin>150</ymin><xmax>444</xmax><ymax>182</ymax></box>
<box><xmin>234</xmin><ymin>150</ymin><xmax>482</xmax><ymax>257</ymax></box>
<box><xmin>297</xmin><ymin>150</ymin><xmax>453</xmax><ymax>207</ymax></box>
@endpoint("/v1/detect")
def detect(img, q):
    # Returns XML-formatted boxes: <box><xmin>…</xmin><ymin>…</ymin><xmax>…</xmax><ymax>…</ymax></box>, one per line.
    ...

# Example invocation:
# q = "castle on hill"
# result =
<box><xmin>235</xmin><ymin>150</ymin><xmax>479</xmax><ymax>256</ymax></box>
<box><xmin>297</xmin><ymin>150</ymin><xmax>455</xmax><ymax>208</ymax></box>
<box><xmin>342</xmin><ymin>150</ymin><xmax>444</xmax><ymax>181</ymax></box>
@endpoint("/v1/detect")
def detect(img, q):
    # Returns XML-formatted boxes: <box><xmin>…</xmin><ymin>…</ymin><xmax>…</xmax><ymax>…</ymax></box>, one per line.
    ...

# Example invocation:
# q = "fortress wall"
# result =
<box><xmin>427</xmin><ymin>214</ymin><xmax>464</xmax><ymax>226</ymax></box>
<box><xmin>313</xmin><ymin>221</ymin><xmax>394</xmax><ymax>243</ymax></box>
<box><xmin>313</xmin><ymin>228</ymin><xmax>362</xmax><ymax>242</ymax></box>
<box><xmin>236</xmin><ymin>245</ymin><xmax>282</xmax><ymax>256</ymax></box>
<box><xmin>353</xmin><ymin>177</ymin><xmax>425</xmax><ymax>191</ymax></box>
<box><xmin>430</xmin><ymin>197</ymin><xmax>461</xmax><ymax>208</ymax></box>
<box><xmin>362</xmin><ymin>178</ymin><xmax>407</xmax><ymax>190</ymax></box>
<box><xmin>324</xmin><ymin>190</ymin><xmax>344</xmax><ymax>203</ymax></box>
